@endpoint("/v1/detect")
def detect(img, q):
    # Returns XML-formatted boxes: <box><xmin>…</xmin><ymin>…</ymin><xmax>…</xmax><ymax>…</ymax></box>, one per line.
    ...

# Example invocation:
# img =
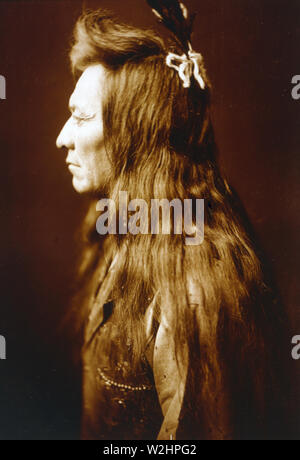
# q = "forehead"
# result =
<box><xmin>69</xmin><ymin>64</ymin><xmax>106</xmax><ymax>111</ymax></box>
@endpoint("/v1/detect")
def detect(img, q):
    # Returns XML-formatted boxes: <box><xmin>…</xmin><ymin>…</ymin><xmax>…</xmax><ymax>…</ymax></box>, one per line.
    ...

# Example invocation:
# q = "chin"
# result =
<box><xmin>72</xmin><ymin>177</ymin><xmax>106</xmax><ymax>196</ymax></box>
<box><xmin>72</xmin><ymin>177</ymin><xmax>93</xmax><ymax>194</ymax></box>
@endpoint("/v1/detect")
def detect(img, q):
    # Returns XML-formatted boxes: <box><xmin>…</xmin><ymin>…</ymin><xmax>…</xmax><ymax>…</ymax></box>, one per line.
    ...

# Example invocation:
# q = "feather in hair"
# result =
<box><xmin>146</xmin><ymin>0</ymin><xmax>196</xmax><ymax>52</ymax></box>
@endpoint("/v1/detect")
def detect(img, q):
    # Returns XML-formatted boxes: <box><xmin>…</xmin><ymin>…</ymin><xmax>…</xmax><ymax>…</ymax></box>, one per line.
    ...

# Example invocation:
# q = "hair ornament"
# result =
<box><xmin>166</xmin><ymin>47</ymin><xmax>205</xmax><ymax>89</ymax></box>
<box><xmin>146</xmin><ymin>1</ymin><xmax>205</xmax><ymax>89</ymax></box>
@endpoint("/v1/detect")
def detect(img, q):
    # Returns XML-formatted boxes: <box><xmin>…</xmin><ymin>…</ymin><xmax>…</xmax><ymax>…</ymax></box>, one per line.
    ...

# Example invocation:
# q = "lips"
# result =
<box><xmin>68</xmin><ymin>163</ymin><xmax>81</xmax><ymax>172</ymax></box>
<box><xmin>66</xmin><ymin>155</ymin><xmax>80</xmax><ymax>168</ymax></box>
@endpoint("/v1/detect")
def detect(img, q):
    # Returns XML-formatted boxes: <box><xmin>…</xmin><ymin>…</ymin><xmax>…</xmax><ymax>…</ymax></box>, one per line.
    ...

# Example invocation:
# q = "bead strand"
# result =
<box><xmin>97</xmin><ymin>368</ymin><xmax>153</xmax><ymax>391</ymax></box>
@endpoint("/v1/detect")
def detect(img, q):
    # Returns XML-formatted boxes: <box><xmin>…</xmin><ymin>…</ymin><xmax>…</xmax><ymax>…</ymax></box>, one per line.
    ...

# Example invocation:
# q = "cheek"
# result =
<box><xmin>87</xmin><ymin>123</ymin><xmax>105</xmax><ymax>151</ymax></box>
<box><xmin>76</xmin><ymin>124</ymin><xmax>105</xmax><ymax>162</ymax></box>
<box><xmin>76</xmin><ymin>125</ymin><xmax>110</xmax><ymax>182</ymax></box>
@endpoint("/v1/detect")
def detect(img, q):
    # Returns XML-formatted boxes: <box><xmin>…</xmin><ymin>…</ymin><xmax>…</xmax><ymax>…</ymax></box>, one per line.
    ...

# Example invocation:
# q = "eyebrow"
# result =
<box><xmin>68</xmin><ymin>101</ymin><xmax>77</xmax><ymax>113</ymax></box>
<box><xmin>68</xmin><ymin>94</ymin><xmax>81</xmax><ymax>113</ymax></box>
<box><xmin>68</xmin><ymin>100</ymin><xmax>95</xmax><ymax>117</ymax></box>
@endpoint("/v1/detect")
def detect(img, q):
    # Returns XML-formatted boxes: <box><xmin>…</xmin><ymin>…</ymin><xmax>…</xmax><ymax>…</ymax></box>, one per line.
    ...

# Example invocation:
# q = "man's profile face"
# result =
<box><xmin>56</xmin><ymin>64</ymin><xmax>111</xmax><ymax>194</ymax></box>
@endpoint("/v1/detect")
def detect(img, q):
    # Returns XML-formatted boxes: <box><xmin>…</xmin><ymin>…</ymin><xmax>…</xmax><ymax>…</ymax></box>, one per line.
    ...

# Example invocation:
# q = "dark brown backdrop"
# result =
<box><xmin>0</xmin><ymin>0</ymin><xmax>299</xmax><ymax>439</ymax></box>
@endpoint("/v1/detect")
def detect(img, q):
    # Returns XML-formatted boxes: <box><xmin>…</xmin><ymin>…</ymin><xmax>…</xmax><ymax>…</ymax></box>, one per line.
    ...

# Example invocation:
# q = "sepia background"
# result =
<box><xmin>0</xmin><ymin>0</ymin><xmax>299</xmax><ymax>439</ymax></box>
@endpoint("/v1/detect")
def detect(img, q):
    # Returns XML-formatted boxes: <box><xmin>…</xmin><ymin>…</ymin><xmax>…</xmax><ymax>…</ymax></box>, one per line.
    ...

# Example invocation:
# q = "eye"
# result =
<box><xmin>72</xmin><ymin>114</ymin><xmax>87</xmax><ymax>123</ymax></box>
<box><xmin>71</xmin><ymin>112</ymin><xmax>94</xmax><ymax>124</ymax></box>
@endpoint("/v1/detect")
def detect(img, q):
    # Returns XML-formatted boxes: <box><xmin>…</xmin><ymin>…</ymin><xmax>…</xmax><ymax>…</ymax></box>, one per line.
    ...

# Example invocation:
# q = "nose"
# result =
<box><xmin>56</xmin><ymin>117</ymin><xmax>74</xmax><ymax>150</ymax></box>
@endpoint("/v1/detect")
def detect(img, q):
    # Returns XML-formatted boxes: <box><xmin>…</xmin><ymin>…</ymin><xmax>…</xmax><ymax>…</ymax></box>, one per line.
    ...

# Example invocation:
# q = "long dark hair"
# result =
<box><xmin>67</xmin><ymin>8</ymin><xmax>291</xmax><ymax>439</ymax></box>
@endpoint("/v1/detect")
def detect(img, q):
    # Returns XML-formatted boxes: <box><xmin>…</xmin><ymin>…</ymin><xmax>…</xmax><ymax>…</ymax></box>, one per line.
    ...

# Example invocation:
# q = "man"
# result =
<box><xmin>56</xmin><ymin>5</ymin><xmax>287</xmax><ymax>440</ymax></box>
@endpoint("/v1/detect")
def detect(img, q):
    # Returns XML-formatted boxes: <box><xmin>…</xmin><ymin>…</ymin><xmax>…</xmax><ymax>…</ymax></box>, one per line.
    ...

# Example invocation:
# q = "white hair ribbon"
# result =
<box><xmin>165</xmin><ymin>50</ymin><xmax>205</xmax><ymax>90</ymax></box>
